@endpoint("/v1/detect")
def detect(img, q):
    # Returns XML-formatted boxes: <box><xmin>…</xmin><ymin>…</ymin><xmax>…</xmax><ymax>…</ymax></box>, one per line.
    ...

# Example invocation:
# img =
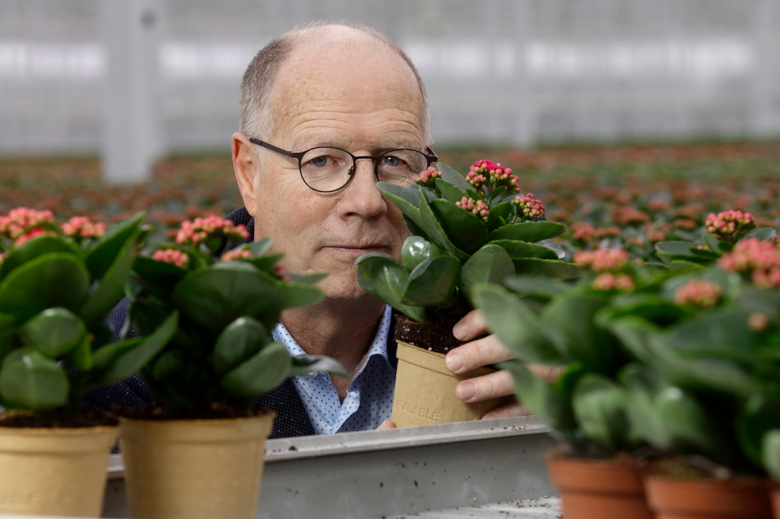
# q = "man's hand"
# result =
<box><xmin>445</xmin><ymin>309</ymin><xmax>562</xmax><ymax>420</ymax></box>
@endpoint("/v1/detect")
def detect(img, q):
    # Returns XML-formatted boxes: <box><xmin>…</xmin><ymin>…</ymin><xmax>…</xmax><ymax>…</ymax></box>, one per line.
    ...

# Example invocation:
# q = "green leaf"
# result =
<box><xmin>279</xmin><ymin>282</ymin><xmax>325</xmax><ymax>308</ymax></box>
<box><xmin>460</xmin><ymin>244</ymin><xmax>515</xmax><ymax>305</ymax></box>
<box><xmin>437</xmin><ymin>163</ymin><xmax>472</xmax><ymax>192</ymax></box>
<box><xmin>401</xmin><ymin>236</ymin><xmax>446</xmax><ymax>271</ymax></box>
<box><xmin>654</xmin><ymin>385</ymin><xmax>727</xmax><ymax>461</ymax></box>
<box><xmin>212</xmin><ymin>317</ymin><xmax>267</xmax><ymax>375</ymax></box>
<box><xmin>64</xmin><ymin>335</ymin><xmax>92</xmax><ymax>371</ymax></box>
<box><xmin>655</xmin><ymin>241</ymin><xmax>719</xmax><ymax>265</ymax></box>
<box><xmin>738</xmin><ymin>286</ymin><xmax>780</xmax><ymax>322</ymax></box>
<box><xmin>542</xmin><ymin>294</ymin><xmax>619</xmax><ymax>371</ymax></box>
<box><xmin>289</xmin><ymin>355</ymin><xmax>348</xmax><ymax>378</ymax></box>
<box><xmin>665</xmin><ymin>308</ymin><xmax>759</xmax><ymax>364</ymax></box>
<box><xmin>132</xmin><ymin>256</ymin><xmax>189</xmax><ymax>295</ymax></box>
<box><xmin>150</xmin><ymin>350</ymin><xmax>184</xmax><ymax>381</ymax></box>
<box><xmin>572</xmin><ymin>373</ymin><xmax>632</xmax><ymax>454</ymax></box>
<box><xmin>20</xmin><ymin>307</ymin><xmax>87</xmax><ymax>358</ymax></box>
<box><xmin>763</xmin><ymin>430</ymin><xmax>780</xmax><ymax>481</ymax></box>
<box><xmin>356</xmin><ymin>253</ymin><xmax>427</xmax><ymax>322</ymax></box>
<box><xmin>0</xmin><ymin>253</ymin><xmax>90</xmax><ymax>321</ymax></box>
<box><xmin>402</xmin><ymin>256</ymin><xmax>460</xmax><ymax>306</ymax></box>
<box><xmin>737</xmin><ymin>396</ymin><xmax>780</xmax><ymax>468</ymax></box>
<box><xmin>377</xmin><ymin>182</ymin><xmax>422</xmax><ymax>224</ymax></box>
<box><xmin>512</xmin><ymin>258</ymin><xmax>582</xmax><ymax>280</ymax></box>
<box><xmin>502</xmin><ymin>275</ymin><xmax>569</xmax><ymax>299</ymax></box>
<box><xmin>474</xmin><ymin>284</ymin><xmax>565</xmax><ymax>364</ymax></box>
<box><xmin>489</xmin><ymin>239</ymin><xmax>558</xmax><ymax>260</ymax></box>
<box><xmin>620</xmin><ymin>364</ymin><xmax>673</xmax><ymax>450</ymax></box>
<box><xmin>433</xmin><ymin>178</ymin><xmax>465</xmax><ymax>202</ymax></box>
<box><xmin>91</xmin><ymin>311</ymin><xmax>178</xmax><ymax>386</ymax></box>
<box><xmin>417</xmin><ymin>192</ymin><xmax>470</xmax><ymax>261</ymax></box>
<box><xmin>0</xmin><ymin>236</ymin><xmax>81</xmax><ymax>282</ymax></box>
<box><xmin>0</xmin><ymin>349</ymin><xmax>68</xmax><ymax>411</ymax></box>
<box><xmin>428</xmin><ymin>199</ymin><xmax>488</xmax><ymax>255</ymax></box>
<box><xmin>219</xmin><ymin>341</ymin><xmax>291</xmax><ymax>397</ymax></box>
<box><xmin>488</xmin><ymin>221</ymin><xmax>565</xmax><ymax>243</ymax></box>
<box><xmin>743</xmin><ymin>227</ymin><xmax>776</xmax><ymax>242</ymax></box>
<box><xmin>701</xmin><ymin>233</ymin><xmax>728</xmax><ymax>254</ymax></box>
<box><xmin>486</xmin><ymin>202</ymin><xmax>514</xmax><ymax>232</ymax></box>
<box><xmin>251</xmin><ymin>238</ymin><xmax>273</xmax><ymax>257</ymax></box>
<box><xmin>81</xmin><ymin>229</ymin><xmax>142</xmax><ymax>324</ymax></box>
<box><xmin>84</xmin><ymin>211</ymin><xmax>145</xmax><ymax>280</ymax></box>
<box><xmin>502</xmin><ymin>361</ymin><xmax>578</xmax><ymax>444</ymax></box>
<box><xmin>172</xmin><ymin>265</ymin><xmax>285</xmax><ymax>332</ymax></box>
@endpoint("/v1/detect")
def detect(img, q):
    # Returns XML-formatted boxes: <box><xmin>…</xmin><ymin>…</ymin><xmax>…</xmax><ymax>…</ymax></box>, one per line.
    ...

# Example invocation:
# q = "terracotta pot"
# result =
<box><xmin>0</xmin><ymin>424</ymin><xmax>118</xmax><ymax>517</ymax></box>
<box><xmin>546</xmin><ymin>454</ymin><xmax>654</xmax><ymax>519</ymax></box>
<box><xmin>771</xmin><ymin>483</ymin><xmax>780</xmax><ymax>519</ymax></box>
<box><xmin>391</xmin><ymin>340</ymin><xmax>513</xmax><ymax>427</ymax></box>
<box><xmin>645</xmin><ymin>475</ymin><xmax>772</xmax><ymax>519</ymax></box>
<box><xmin>119</xmin><ymin>412</ymin><xmax>275</xmax><ymax>519</ymax></box>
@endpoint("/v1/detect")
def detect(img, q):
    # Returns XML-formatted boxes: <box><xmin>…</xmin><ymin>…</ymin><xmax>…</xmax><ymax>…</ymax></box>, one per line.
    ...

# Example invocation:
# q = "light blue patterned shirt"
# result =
<box><xmin>272</xmin><ymin>305</ymin><xmax>396</xmax><ymax>434</ymax></box>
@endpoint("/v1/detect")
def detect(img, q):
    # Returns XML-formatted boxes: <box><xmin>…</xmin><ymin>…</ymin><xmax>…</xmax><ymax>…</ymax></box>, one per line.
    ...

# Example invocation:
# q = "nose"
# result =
<box><xmin>339</xmin><ymin>159</ymin><xmax>386</xmax><ymax>218</ymax></box>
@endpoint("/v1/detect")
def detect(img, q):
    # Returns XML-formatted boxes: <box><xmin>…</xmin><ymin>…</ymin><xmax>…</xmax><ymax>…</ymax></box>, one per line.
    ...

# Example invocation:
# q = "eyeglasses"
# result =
<box><xmin>249</xmin><ymin>138</ymin><xmax>438</xmax><ymax>193</ymax></box>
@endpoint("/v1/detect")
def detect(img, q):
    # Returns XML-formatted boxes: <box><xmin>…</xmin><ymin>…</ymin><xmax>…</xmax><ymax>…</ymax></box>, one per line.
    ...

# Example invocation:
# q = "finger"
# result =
<box><xmin>527</xmin><ymin>363</ymin><xmax>565</xmax><ymax>383</ymax></box>
<box><xmin>456</xmin><ymin>368</ymin><xmax>515</xmax><ymax>403</ymax></box>
<box><xmin>377</xmin><ymin>420</ymin><xmax>396</xmax><ymax>430</ymax></box>
<box><xmin>446</xmin><ymin>334</ymin><xmax>515</xmax><ymax>375</ymax></box>
<box><xmin>482</xmin><ymin>402</ymin><xmax>531</xmax><ymax>420</ymax></box>
<box><xmin>452</xmin><ymin>309</ymin><xmax>487</xmax><ymax>341</ymax></box>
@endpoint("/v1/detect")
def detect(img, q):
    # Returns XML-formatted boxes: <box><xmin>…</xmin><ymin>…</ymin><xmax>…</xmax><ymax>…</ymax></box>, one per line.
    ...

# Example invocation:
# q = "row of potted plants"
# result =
<box><xmin>0</xmin><ymin>208</ymin><xmax>342</xmax><ymax>518</ymax></box>
<box><xmin>474</xmin><ymin>209</ymin><xmax>780</xmax><ymax>518</ymax></box>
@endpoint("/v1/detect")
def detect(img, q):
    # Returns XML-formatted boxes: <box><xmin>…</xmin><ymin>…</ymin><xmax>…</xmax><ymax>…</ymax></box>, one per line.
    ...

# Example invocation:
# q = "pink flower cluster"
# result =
<box><xmin>152</xmin><ymin>248</ymin><xmax>190</xmax><ymax>269</ymax></box>
<box><xmin>14</xmin><ymin>228</ymin><xmax>57</xmax><ymax>247</ymax></box>
<box><xmin>466</xmin><ymin>160</ymin><xmax>521</xmax><ymax>193</ymax></box>
<box><xmin>718</xmin><ymin>238</ymin><xmax>780</xmax><ymax>288</ymax></box>
<box><xmin>221</xmin><ymin>247</ymin><xmax>252</xmax><ymax>262</ymax></box>
<box><xmin>573</xmin><ymin>248</ymin><xmax>630</xmax><ymax>272</ymax></box>
<box><xmin>413</xmin><ymin>166</ymin><xmax>442</xmax><ymax>186</ymax></box>
<box><xmin>175</xmin><ymin>215</ymin><xmax>249</xmax><ymax>247</ymax></box>
<box><xmin>674</xmin><ymin>279</ymin><xmax>722</xmax><ymax>307</ymax></box>
<box><xmin>513</xmin><ymin>193</ymin><xmax>545</xmax><ymax>220</ymax></box>
<box><xmin>0</xmin><ymin>208</ymin><xmax>55</xmax><ymax>239</ymax></box>
<box><xmin>62</xmin><ymin>216</ymin><xmax>106</xmax><ymax>240</ymax></box>
<box><xmin>591</xmin><ymin>273</ymin><xmax>635</xmax><ymax>292</ymax></box>
<box><xmin>456</xmin><ymin>197</ymin><xmax>490</xmax><ymax>221</ymax></box>
<box><xmin>273</xmin><ymin>262</ymin><xmax>292</xmax><ymax>282</ymax></box>
<box><xmin>705</xmin><ymin>210</ymin><xmax>756</xmax><ymax>242</ymax></box>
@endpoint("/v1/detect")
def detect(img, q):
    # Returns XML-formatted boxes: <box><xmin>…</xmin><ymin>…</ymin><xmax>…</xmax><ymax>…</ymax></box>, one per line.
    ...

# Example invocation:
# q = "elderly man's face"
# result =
<box><xmin>242</xmin><ymin>42</ymin><xmax>426</xmax><ymax>301</ymax></box>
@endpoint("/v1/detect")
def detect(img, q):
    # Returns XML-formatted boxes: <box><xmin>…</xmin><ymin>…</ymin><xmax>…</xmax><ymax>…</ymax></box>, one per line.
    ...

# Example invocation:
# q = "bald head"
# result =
<box><xmin>239</xmin><ymin>23</ymin><xmax>430</xmax><ymax>144</ymax></box>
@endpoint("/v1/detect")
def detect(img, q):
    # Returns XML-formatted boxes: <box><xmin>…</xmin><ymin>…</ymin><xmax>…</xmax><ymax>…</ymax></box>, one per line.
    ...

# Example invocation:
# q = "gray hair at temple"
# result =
<box><xmin>238</xmin><ymin>22</ymin><xmax>431</xmax><ymax>149</ymax></box>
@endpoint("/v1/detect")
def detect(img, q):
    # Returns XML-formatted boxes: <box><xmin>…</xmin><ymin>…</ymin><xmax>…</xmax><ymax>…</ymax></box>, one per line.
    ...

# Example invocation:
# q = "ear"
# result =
<box><xmin>232</xmin><ymin>133</ymin><xmax>258</xmax><ymax>218</ymax></box>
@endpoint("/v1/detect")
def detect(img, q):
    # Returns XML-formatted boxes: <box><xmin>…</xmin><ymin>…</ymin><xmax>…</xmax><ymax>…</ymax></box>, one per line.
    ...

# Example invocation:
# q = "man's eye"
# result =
<box><xmin>382</xmin><ymin>155</ymin><xmax>402</xmax><ymax>167</ymax></box>
<box><xmin>310</xmin><ymin>155</ymin><xmax>332</xmax><ymax>167</ymax></box>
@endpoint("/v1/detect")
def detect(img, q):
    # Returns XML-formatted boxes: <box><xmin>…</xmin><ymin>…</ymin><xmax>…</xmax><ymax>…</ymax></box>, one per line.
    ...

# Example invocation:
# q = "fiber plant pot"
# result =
<box><xmin>645</xmin><ymin>475</ymin><xmax>772</xmax><ymax>519</ymax></box>
<box><xmin>771</xmin><ymin>484</ymin><xmax>780</xmax><ymax>519</ymax></box>
<box><xmin>546</xmin><ymin>453</ymin><xmax>654</xmax><ymax>519</ymax></box>
<box><xmin>119</xmin><ymin>412</ymin><xmax>275</xmax><ymax>519</ymax></box>
<box><xmin>0</xmin><ymin>424</ymin><xmax>118</xmax><ymax>517</ymax></box>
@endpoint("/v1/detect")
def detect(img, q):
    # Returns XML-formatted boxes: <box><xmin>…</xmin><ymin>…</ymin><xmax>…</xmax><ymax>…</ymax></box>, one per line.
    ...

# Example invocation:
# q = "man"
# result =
<box><xmin>227</xmin><ymin>23</ymin><xmax>523</xmax><ymax>436</ymax></box>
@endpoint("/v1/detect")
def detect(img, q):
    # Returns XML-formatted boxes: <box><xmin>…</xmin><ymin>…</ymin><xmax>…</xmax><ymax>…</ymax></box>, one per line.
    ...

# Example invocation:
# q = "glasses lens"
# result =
<box><xmin>376</xmin><ymin>150</ymin><xmax>428</xmax><ymax>186</ymax></box>
<box><xmin>300</xmin><ymin>147</ymin><xmax>353</xmax><ymax>192</ymax></box>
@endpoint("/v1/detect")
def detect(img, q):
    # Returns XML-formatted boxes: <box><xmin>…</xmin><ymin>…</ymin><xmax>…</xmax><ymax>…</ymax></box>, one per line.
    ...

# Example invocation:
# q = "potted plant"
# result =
<box><xmin>355</xmin><ymin>160</ymin><xmax>578</xmax><ymax>427</ymax></box>
<box><xmin>475</xmin><ymin>209</ymin><xmax>778</xmax><ymax>519</ymax></box>
<box><xmin>0</xmin><ymin>208</ymin><xmax>176</xmax><ymax>517</ymax></box>
<box><xmin>117</xmin><ymin>215</ymin><xmax>344</xmax><ymax>519</ymax></box>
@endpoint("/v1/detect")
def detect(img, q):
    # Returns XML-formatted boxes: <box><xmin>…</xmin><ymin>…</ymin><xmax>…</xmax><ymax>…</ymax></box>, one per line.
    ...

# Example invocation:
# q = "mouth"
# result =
<box><xmin>325</xmin><ymin>244</ymin><xmax>389</xmax><ymax>257</ymax></box>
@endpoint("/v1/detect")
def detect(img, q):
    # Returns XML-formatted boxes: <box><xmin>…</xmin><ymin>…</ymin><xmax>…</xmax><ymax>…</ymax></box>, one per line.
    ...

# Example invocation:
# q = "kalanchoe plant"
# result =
<box><xmin>0</xmin><ymin>209</ymin><xmax>176</xmax><ymax>417</ymax></box>
<box><xmin>475</xmin><ymin>209</ymin><xmax>780</xmax><ymax>474</ymax></box>
<box><xmin>356</xmin><ymin>160</ymin><xmax>578</xmax><ymax>323</ymax></box>
<box><xmin>126</xmin><ymin>215</ymin><xmax>344</xmax><ymax>413</ymax></box>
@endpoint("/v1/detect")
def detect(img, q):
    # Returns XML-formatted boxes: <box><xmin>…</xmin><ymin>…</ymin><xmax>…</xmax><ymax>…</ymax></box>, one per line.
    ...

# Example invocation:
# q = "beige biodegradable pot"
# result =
<box><xmin>392</xmin><ymin>340</ymin><xmax>512</xmax><ymax>427</ymax></box>
<box><xmin>0</xmin><ymin>424</ymin><xmax>118</xmax><ymax>517</ymax></box>
<box><xmin>119</xmin><ymin>412</ymin><xmax>275</xmax><ymax>519</ymax></box>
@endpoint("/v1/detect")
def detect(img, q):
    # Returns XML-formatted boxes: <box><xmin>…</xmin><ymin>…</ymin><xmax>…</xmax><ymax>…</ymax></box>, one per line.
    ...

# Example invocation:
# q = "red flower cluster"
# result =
<box><xmin>573</xmin><ymin>248</ymin><xmax>630</xmax><ymax>272</ymax></box>
<box><xmin>0</xmin><ymin>208</ymin><xmax>55</xmax><ymax>240</ymax></box>
<box><xmin>152</xmin><ymin>248</ymin><xmax>190</xmax><ymax>269</ymax></box>
<box><xmin>513</xmin><ymin>193</ymin><xmax>545</xmax><ymax>220</ymax></box>
<box><xmin>465</xmin><ymin>160</ymin><xmax>521</xmax><ymax>194</ymax></box>
<box><xmin>674</xmin><ymin>279</ymin><xmax>723</xmax><ymax>307</ymax></box>
<box><xmin>718</xmin><ymin>238</ymin><xmax>780</xmax><ymax>288</ymax></box>
<box><xmin>456</xmin><ymin>197</ymin><xmax>490</xmax><ymax>221</ymax></box>
<box><xmin>175</xmin><ymin>215</ymin><xmax>249</xmax><ymax>247</ymax></box>
<box><xmin>705</xmin><ymin>210</ymin><xmax>756</xmax><ymax>242</ymax></box>
<box><xmin>413</xmin><ymin>166</ymin><xmax>441</xmax><ymax>186</ymax></box>
<box><xmin>221</xmin><ymin>247</ymin><xmax>253</xmax><ymax>262</ymax></box>
<box><xmin>62</xmin><ymin>216</ymin><xmax>106</xmax><ymax>241</ymax></box>
<box><xmin>591</xmin><ymin>273</ymin><xmax>635</xmax><ymax>292</ymax></box>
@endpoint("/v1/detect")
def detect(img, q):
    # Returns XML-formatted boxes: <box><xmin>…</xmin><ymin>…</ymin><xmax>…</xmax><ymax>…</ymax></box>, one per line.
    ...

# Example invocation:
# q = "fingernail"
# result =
<box><xmin>453</xmin><ymin>322</ymin><xmax>469</xmax><ymax>341</ymax></box>
<box><xmin>446</xmin><ymin>351</ymin><xmax>464</xmax><ymax>374</ymax></box>
<box><xmin>457</xmin><ymin>381</ymin><xmax>476</xmax><ymax>402</ymax></box>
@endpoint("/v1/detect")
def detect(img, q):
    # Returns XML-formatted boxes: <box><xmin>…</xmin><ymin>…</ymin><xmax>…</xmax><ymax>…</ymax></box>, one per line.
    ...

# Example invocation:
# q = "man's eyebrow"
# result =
<box><xmin>296</xmin><ymin>137</ymin><xmax>424</xmax><ymax>152</ymax></box>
